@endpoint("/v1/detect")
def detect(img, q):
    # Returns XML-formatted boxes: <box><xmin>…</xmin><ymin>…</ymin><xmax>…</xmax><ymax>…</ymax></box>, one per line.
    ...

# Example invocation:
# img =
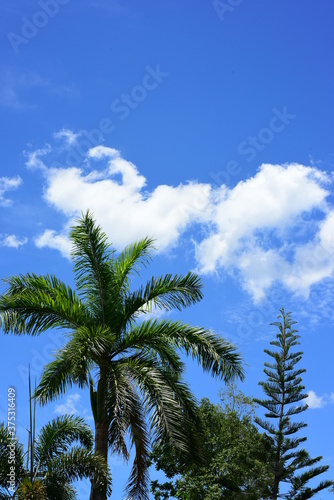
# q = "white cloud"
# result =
<box><xmin>0</xmin><ymin>234</ymin><xmax>28</xmax><ymax>248</ymax></box>
<box><xmin>0</xmin><ymin>175</ymin><xmax>22</xmax><ymax>206</ymax></box>
<box><xmin>26</xmin><ymin>141</ymin><xmax>334</xmax><ymax>302</ymax></box>
<box><xmin>54</xmin><ymin>393</ymin><xmax>81</xmax><ymax>415</ymax></box>
<box><xmin>306</xmin><ymin>390</ymin><xmax>326</xmax><ymax>409</ymax></box>
<box><xmin>35</xmin><ymin>229</ymin><xmax>72</xmax><ymax>259</ymax></box>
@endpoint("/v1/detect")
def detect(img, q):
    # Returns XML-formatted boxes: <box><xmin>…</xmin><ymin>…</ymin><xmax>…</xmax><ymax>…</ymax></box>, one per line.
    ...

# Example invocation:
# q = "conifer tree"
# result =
<box><xmin>254</xmin><ymin>308</ymin><xmax>333</xmax><ymax>499</ymax></box>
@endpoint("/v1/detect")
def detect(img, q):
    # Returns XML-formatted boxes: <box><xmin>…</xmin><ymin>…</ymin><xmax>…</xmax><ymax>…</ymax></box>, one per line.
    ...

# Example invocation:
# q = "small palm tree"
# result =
<box><xmin>0</xmin><ymin>424</ymin><xmax>25</xmax><ymax>499</ymax></box>
<box><xmin>1</xmin><ymin>370</ymin><xmax>110</xmax><ymax>500</ymax></box>
<box><xmin>0</xmin><ymin>414</ymin><xmax>111</xmax><ymax>499</ymax></box>
<box><xmin>33</xmin><ymin>414</ymin><xmax>111</xmax><ymax>499</ymax></box>
<box><xmin>0</xmin><ymin>211</ymin><xmax>244</xmax><ymax>499</ymax></box>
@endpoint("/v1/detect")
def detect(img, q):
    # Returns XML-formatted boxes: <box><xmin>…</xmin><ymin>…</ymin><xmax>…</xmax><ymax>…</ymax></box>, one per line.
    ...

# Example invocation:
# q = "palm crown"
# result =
<box><xmin>0</xmin><ymin>211</ymin><xmax>244</xmax><ymax>499</ymax></box>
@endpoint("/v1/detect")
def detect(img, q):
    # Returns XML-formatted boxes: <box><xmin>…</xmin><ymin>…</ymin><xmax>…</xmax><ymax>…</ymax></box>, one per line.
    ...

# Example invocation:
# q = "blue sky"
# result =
<box><xmin>1</xmin><ymin>0</ymin><xmax>334</xmax><ymax>497</ymax></box>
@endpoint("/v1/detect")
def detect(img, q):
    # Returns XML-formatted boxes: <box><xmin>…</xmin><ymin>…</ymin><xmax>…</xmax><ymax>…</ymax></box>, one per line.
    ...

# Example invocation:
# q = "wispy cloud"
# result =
<box><xmin>0</xmin><ymin>70</ymin><xmax>48</xmax><ymax>109</ymax></box>
<box><xmin>0</xmin><ymin>175</ymin><xmax>22</xmax><ymax>206</ymax></box>
<box><xmin>54</xmin><ymin>393</ymin><xmax>81</xmax><ymax>415</ymax></box>
<box><xmin>54</xmin><ymin>128</ymin><xmax>81</xmax><ymax>147</ymax></box>
<box><xmin>0</xmin><ymin>70</ymin><xmax>76</xmax><ymax>109</ymax></box>
<box><xmin>54</xmin><ymin>393</ymin><xmax>93</xmax><ymax>421</ymax></box>
<box><xmin>25</xmin><ymin>138</ymin><xmax>334</xmax><ymax>303</ymax></box>
<box><xmin>25</xmin><ymin>145</ymin><xmax>51</xmax><ymax>172</ymax></box>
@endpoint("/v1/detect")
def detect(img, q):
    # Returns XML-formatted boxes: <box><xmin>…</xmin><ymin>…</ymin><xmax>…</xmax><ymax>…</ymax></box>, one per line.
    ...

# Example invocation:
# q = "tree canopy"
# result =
<box><xmin>150</xmin><ymin>385</ymin><xmax>273</xmax><ymax>499</ymax></box>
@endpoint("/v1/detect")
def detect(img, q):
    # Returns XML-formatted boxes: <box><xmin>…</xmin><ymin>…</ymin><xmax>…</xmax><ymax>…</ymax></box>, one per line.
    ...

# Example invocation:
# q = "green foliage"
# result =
<box><xmin>0</xmin><ymin>211</ymin><xmax>244</xmax><ymax>499</ymax></box>
<box><xmin>254</xmin><ymin>308</ymin><xmax>333</xmax><ymax>499</ymax></box>
<box><xmin>17</xmin><ymin>478</ymin><xmax>47</xmax><ymax>500</ymax></box>
<box><xmin>150</xmin><ymin>385</ymin><xmax>273</xmax><ymax>499</ymax></box>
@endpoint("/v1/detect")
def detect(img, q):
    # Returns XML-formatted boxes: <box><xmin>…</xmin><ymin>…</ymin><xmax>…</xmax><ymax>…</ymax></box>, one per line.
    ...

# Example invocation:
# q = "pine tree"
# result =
<box><xmin>254</xmin><ymin>308</ymin><xmax>333</xmax><ymax>499</ymax></box>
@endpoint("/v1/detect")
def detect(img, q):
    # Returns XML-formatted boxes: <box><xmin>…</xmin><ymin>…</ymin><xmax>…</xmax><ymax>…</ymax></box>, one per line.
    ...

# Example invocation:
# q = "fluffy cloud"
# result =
<box><xmin>37</xmin><ymin>145</ymin><xmax>212</xmax><ymax>253</ymax></box>
<box><xmin>35</xmin><ymin>229</ymin><xmax>72</xmax><ymax>259</ymax></box>
<box><xmin>306</xmin><ymin>390</ymin><xmax>326</xmax><ymax>409</ymax></box>
<box><xmin>306</xmin><ymin>390</ymin><xmax>334</xmax><ymax>409</ymax></box>
<box><xmin>195</xmin><ymin>163</ymin><xmax>332</xmax><ymax>301</ymax></box>
<box><xmin>284</xmin><ymin>212</ymin><xmax>334</xmax><ymax>294</ymax></box>
<box><xmin>0</xmin><ymin>175</ymin><xmax>22</xmax><ymax>206</ymax></box>
<box><xmin>196</xmin><ymin>164</ymin><xmax>329</xmax><ymax>271</ymax></box>
<box><xmin>0</xmin><ymin>234</ymin><xmax>28</xmax><ymax>248</ymax></box>
<box><xmin>26</xmin><ymin>143</ymin><xmax>334</xmax><ymax>301</ymax></box>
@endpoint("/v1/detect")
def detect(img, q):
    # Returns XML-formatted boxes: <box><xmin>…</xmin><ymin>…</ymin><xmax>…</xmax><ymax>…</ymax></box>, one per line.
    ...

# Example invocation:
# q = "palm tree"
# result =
<box><xmin>0</xmin><ymin>211</ymin><xmax>244</xmax><ymax>499</ymax></box>
<box><xmin>0</xmin><ymin>416</ymin><xmax>111</xmax><ymax>499</ymax></box>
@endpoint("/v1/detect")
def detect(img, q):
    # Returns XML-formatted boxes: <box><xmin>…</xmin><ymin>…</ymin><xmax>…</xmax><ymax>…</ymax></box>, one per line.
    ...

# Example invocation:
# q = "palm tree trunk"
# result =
<box><xmin>90</xmin><ymin>421</ymin><xmax>109</xmax><ymax>500</ymax></box>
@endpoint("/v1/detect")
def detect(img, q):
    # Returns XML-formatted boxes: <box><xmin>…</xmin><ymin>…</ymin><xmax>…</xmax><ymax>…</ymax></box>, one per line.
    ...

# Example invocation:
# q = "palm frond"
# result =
<box><xmin>34</xmin><ymin>342</ymin><xmax>92</xmax><ymax>404</ymax></box>
<box><xmin>124</xmin><ymin>355</ymin><xmax>198</xmax><ymax>450</ymax></box>
<box><xmin>114</xmin><ymin>237</ymin><xmax>155</xmax><ymax>292</ymax></box>
<box><xmin>104</xmin><ymin>366</ymin><xmax>132</xmax><ymax>461</ymax></box>
<box><xmin>35</xmin><ymin>415</ymin><xmax>93</xmax><ymax>466</ymax></box>
<box><xmin>124</xmin><ymin>272</ymin><xmax>204</xmax><ymax>323</ymax></box>
<box><xmin>105</xmin><ymin>356</ymin><xmax>199</xmax><ymax>499</ymax></box>
<box><xmin>125</xmin><ymin>393</ymin><xmax>151</xmax><ymax>500</ymax></box>
<box><xmin>123</xmin><ymin>319</ymin><xmax>244</xmax><ymax>382</ymax></box>
<box><xmin>70</xmin><ymin>211</ymin><xmax>117</xmax><ymax>324</ymax></box>
<box><xmin>67</xmin><ymin>325</ymin><xmax>116</xmax><ymax>365</ymax></box>
<box><xmin>115</xmin><ymin>323</ymin><xmax>184</xmax><ymax>373</ymax></box>
<box><xmin>44</xmin><ymin>480</ymin><xmax>77</xmax><ymax>500</ymax></box>
<box><xmin>45</xmin><ymin>447</ymin><xmax>111</xmax><ymax>496</ymax></box>
<box><xmin>102</xmin><ymin>364</ymin><xmax>151</xmax><ymax>499</ymax></box>
<box><xmin>0</xmin><ymin>273</ymin><xmax>87</xmax><ymax>336</ymax></box>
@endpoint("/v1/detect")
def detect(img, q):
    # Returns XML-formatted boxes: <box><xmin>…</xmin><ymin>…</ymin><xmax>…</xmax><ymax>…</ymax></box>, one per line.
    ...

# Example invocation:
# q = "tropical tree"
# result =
<box><xmin>0</xmin><ymin>211</ymin><xmax>244</xmax><ymax>500</ymax></box>
<box><xmin>0</xmin><ymin>415</ymin><xmax>110</xmax><ymax>499</ymax></box>
<box><xmin>254</xmin><ymin>308</ymin><xmax>333</xmax><ymax>499</ymax></box>
<box><xmin>150</xmin><ymin>385</ymin><xmax>273</xmax><ymax>499</ymax></box>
